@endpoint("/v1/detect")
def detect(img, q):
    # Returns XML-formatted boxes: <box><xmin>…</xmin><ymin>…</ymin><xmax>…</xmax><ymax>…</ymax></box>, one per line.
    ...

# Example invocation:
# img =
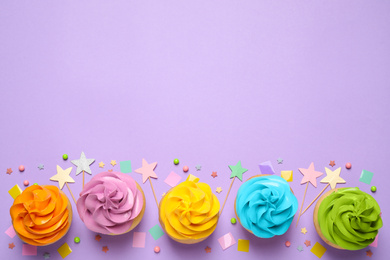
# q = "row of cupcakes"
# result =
<box><xmin>10</xmin><ymin>171</ymin><xmax>382</xmax><ymax>251</ymax></box>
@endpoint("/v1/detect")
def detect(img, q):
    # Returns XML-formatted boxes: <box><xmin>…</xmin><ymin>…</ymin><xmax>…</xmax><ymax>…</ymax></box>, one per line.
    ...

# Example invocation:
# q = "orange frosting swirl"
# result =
<box><xmin>10</xmin><ymin>185</ymin><xmax>72</xmax><ymax>246</ymax></box>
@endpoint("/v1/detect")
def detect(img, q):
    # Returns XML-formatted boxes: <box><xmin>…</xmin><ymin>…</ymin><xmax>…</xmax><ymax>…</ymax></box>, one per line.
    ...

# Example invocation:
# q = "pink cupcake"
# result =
<box><xmin>77</xmin><ymin>171</ymin><xmax>145</xmax><ymax>235</ymax></box>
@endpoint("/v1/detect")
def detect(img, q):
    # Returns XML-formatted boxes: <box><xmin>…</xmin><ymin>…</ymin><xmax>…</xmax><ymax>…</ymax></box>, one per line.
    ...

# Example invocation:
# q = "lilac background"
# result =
<box><xmin>1</xmin><ymin>0</ymin><xmax>389</xmax><ymax>259</ymax></box>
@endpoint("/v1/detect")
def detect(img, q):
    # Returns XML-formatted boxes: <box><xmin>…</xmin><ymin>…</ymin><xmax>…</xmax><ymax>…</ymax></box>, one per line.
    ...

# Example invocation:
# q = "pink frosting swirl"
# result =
<box><xmin>77</xmin><ymin>171</ymin><xmax>144</xmax><ymax>234</ymax></box>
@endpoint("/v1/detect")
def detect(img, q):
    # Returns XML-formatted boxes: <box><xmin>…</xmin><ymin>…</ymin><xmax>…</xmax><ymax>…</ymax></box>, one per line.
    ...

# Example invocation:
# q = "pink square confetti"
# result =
<box><xmin>370</xmin><ymin>234</ymin><xmax>378</xmax><ymax>247</ymax></box>
<box><xmin>5</xmin><ymin>225</ymin><xmax>16</xmax><ymax>238</ymax></box>
<box><xmin>218</xmin><ymin>232</ymin><xmax>236</xmax><ymax>250</ymax></box>
<box><xmin>22</xmin><ymin>244</ymin><xmax>37</xmax><ymax>256</ymax></box>
<box><xmin>133</xmin><ymin>232</ymin><xmax>146</xmax><ymax>248</ymax></box>
<box><xmin>164</xmin><ymin>171</ymin><xmax>182</xmax><ymax>187</ymax></box>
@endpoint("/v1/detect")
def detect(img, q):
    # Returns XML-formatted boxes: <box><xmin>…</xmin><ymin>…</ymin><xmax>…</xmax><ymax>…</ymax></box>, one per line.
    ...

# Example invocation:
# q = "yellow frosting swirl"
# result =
<box><xmin>10</xmin><ymin>185</ymin><xmax>72</xmax><ymax>246</ymax></box>
<box><xmin>159</xmin><ymin>175</ymin><xmax>220</xmax><ymax>244</ymax></box>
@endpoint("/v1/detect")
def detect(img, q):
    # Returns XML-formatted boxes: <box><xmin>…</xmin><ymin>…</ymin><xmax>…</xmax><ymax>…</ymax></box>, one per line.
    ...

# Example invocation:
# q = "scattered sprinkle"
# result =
<box><xmin>211</xmin><ymin>171</ymin><xmax>218</xmax><ymax>178</ymax></box>
<box><xmin>8</xmin><ymin>184</ymin><xmax>23</xmax><ymax>199</ymax></box>
<box><xmin>5</xmin><ymin>225</ymin><xmax>16</xmax><ymax>238</ymax></box>
<box><xmin>102</xmin><ymin>246</ymin><xmax>109</xmax><ymax>253</ymax></box>
<box><xmin>95</xmin><ymin>235</ymin><xmax>102</xmax><ymax>241</ymax></box>
<box><xmin>366</xmin><ymin>249</ymin><xmax>373</xmax><ymax>257</ymax></box>
<box><xmin>19</xmin><ymin>165</ymin><xmax>25</xmax><ymax>172</ymax></box>
<box><xmin>297</xmin><ymin>245</ymin><xmax>303</xmax><ymax>252</ymax></box>
<box><xmin>237</xmin><ymin>239</ymin><xmax>250</xmax><ymax>252</ymax></box>
<box><xmin>22</xmin><ymin>244</ymin><xmax>37</xmax><ymax>256</ymax></box>
<box><xmin>99</xmin><ymin>162</ymin><xmax>105</xmax><ymax>168</ymax></box>
<box><xmin>23</xmin><ymin>180</ymin><xmax>29</xmax><ymax>186</ymax></box>
<box><xmin>110</xmin><ymin>160</ymin><xmax>117</xmax><ymax>167</ymax></box>
<box><xmin>120</xmin><ymin>160</ymin><xmax>132</xmax><ymax>173</ymax></box>
<box><xmin>43</xmin><ymin>252</ymin><xmax>50</xmax><ymax>259</ymax></box>
<box><xmin>205</xmin><ymin>246</ymin><xmax>211</xmax><ymax>253</ymax></box>
<box><xmin>74</xmin><ymin>237</ymin><xmax>80</xmax><ymax>244</ymax></box>
<box><xmin>231</xmin><ymin>218</ymin><xmax>236</xmax><ymax>224</ymax></box>
<box><xmin>38</xmin><ymin>164</ymin><xmax>44</xmax><ymax>170</ymax></box>
<box><xmin>57</xmin><ymin>243</ymin><xmax>72</xmax><ymax>258</ymax></box>
<box><xmin>9</xmin><ymin>243</ymin><xmax>15</xmax><ymax>249</ymax></box>
<box><xmin>195</xmin><ymin>165</ymin><xmax>202</xmax><ymax>171</ymax></box>
<box><xmin>132</xmin><ymin>232</ymin><xmax>146</xmax><ymax>248</ymax></box>
<box><xmin>259</xmin><ymin>161</ymin><xmax>275</xmax><ymax>175</ymax></box>
<box><xmin>281</xmin><ymin>170</ymin><xmax>293</xmax><ymax>182</ymax></box>
<box><xmin>218</xmin><ymin>232</ymin><xmax>236</xmax><ymax>250</ymax></box>
<box><xmin>149</xmin><ymin>224</ymin><xmax>165</xmax><ymax>240</ymax></box>
<box><xmin>183</xmin><ymin>166</ymin><xmax>189</xmax><ymax>172</ymax></box>
<box><xmin>285</xmin><ymin>241</ymin><xmax>291</xmax><ymax>247</ymax></box>
<box><xmin>164</xmin><ymin>171</ymin><xmax>182</xmax><ymax>187</ymax></box>
<box><xmin>301</xmin><ymin>227</ymin><xmax>307</xmax><ymax>234</ymax></box>
<box><xmin>329</xmin><ymin>161</ymin><xmax>335</xmax><ymax>167</ymax></box>
<box><xmin>216</xmin><ymin>187</ymin><xmax>222</xmax><ymax>193</ymax></box>
<box><xmin>304</xmin><ymin>240</ymin><xmax>311</xmax><ymax>247</ymax></box>
<box><xmin>371</xmin><ymin>186</ymin><xmax>377</xmax><ymax>192</ymax></box>
<box><xmin>62</xmin><ymin>154</ymin><xmax>68</xmax><ymax>160</ymax></box>
<box><xmin>174</xmin><ymin>159</ymin><xmax>179</xmax><ymax>165</ymax></box>
<box><xmin>360</xmin><ymin>170</ymin><xmax>374</xmax><ymax>185</ymax></box>
<box><xmin>154</xmin><ymin>246</ymin><xmax>160</xmax><ymax>253</ymax></box>
<box><xmin>277</xmin><ymin>158</ymin><xmax>283</xmax><ymax>164</ymax></box>
<box><xmin>310</xmin><ymin>242</ymin><xmax>327</xmax><ymax>258</ymax></box>
<box><xmin>345</xmin><ymin>162</ymin><xmax>352</xmax><ymax>169</ymax></box>
<box><xmin>6</xmin><ymin>168</ymin><xmax>12</xmax><ymax>175</ymax></box>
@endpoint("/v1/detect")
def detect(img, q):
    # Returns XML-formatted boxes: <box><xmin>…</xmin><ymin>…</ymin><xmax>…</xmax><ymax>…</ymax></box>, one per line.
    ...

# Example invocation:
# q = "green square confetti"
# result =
<box><xmin>310</xmin><ymin>242</ymin><xmax>326</xmax><ymax>258</ymax></box>
<box><xmin>149</xmin><ymin>224</ymin><xmax>164</xmax><ymax>240</ymax></box>
<box><xmin>360</xmin><ymin>170</ymin><xmax>374</xmax><ymax>185</ymax></box>
<box><xmin>120</xmin><ymin>161</ymin><xmax>132</xmax><ymax>173</ymax></box>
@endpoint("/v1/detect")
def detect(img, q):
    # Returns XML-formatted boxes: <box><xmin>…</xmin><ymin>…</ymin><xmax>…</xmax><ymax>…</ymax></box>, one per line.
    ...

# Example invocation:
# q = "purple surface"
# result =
<box><xmin>1</xmin><ymin>1</ymin><xmax>389</xmax><ymax>259</ymax></box>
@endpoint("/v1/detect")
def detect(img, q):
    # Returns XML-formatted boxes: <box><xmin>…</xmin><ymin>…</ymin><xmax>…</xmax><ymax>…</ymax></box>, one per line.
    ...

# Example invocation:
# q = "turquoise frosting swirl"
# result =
<box><xmin>235</xmin><ymin>175</ymin><xmax>298</xmax><ymax>238</ymax></box>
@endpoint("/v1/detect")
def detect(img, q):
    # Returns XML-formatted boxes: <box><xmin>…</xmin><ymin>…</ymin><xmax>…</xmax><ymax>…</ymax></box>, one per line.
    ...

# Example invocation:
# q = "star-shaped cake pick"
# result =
<box><xmin>321</xmin><ymin>167</ymin><xmax>346</xmax><ymax>189</ymax></box>
<box><xmin>300</xmin><ymin>167</ymin><xmax>346</xmax><ymax>216</ymax></box>
<box><xmin>229</xmin><ymin>161</ymin><xmax>248</xmax><ymax>181</ymax></box>
<box><xmin>296</xmin><ymin>162</ymin><xmax>323</xmax><ymax>226</ymax></box>
<box><xmin>220</xmin><ymin>161</ymin><xmax>248</xmax><ymax>216</ymax></box>
<box><xmin>299</xmin><ymin>162</ymin><xmax>323</xmax><ymax>187</ymax></box>
<box><xmin>50</xmin><ymin>165</ymin><xmax>75</xmax><ymax>189</ymax></box>
<box><xmin>135</xmin><ymin>158</ymin><xmax>159</xmax><ymax>208</ymax></box>
<box><xmin>50</xmin><ymin>165</ymin><xmax>76</xmax><ymax>203</ymax></box>
<box><xmin>71</xmin><ymin>152</ymin><xmax>95</xmax><ymax>175</ymax></box>
<box><xmin>135</xmin><ymin>158</ymin><xmax>158</xmax><ymax>183</ymax></box>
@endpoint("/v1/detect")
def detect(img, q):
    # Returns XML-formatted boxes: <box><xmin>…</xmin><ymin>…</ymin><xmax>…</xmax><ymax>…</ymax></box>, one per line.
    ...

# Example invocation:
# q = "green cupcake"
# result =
<box><xmin>314</xmin><ymin>187</ymin><xmax>382</xmax><ymax>250</ymax></box>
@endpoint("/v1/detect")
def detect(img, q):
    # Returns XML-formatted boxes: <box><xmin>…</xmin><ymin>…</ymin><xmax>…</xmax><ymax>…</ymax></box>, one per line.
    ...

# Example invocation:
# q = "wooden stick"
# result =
<box><xmin>219</xmin><ymin>178</ymin><xmax>235</xmax><ymax>216</ymax></box>
<box><xmin>296</xmin><ymin>182</ymin><xmax>309</xmax><ymax>227</ymax></box>
<box><xmin>66</xmin><ymin>182</ymin><xmax>77</xmax><ymax>204</ymax></box>
<box><xmin>149</xmin><ymin>177</ymin><xmax>159</xmax><ymax>208</ymax></box>
<box><xmin>300</xmin><ymin>183</ymin><xmax>330</xmax><ymax>216</ymax></box>
<box><xmin>82</xmin><ymin>170</ymin><xmax>85</xmax><ymax>189</ymax></box>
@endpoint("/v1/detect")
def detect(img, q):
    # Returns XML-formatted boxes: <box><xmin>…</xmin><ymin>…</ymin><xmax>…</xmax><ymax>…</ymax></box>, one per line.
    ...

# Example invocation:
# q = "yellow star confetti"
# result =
<box><xmin>110</xmin><ymin>160</ymin><xmax>117</xmax><ymax>167</ymax></box>
<box><xmin>99</xmin><ymin>162</ymin><xmax>105</xmax><ymax>168</ymax></box>
<box><xmin>301</xmin><ymin>227</ymin><xmax>307</xmax><ymax>234</ymax></box>
<box><xmin>216</xmin><ymin>187</ymin><xmax>222</xmax><ymax>193</ymax></box>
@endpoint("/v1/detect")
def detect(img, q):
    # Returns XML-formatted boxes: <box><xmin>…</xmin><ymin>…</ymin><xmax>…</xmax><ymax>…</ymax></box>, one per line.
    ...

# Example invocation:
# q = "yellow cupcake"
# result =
<box><xmin>159</xmin><ymin>175</ymin><xmax>220</xmax><ymax>244</ymax></box>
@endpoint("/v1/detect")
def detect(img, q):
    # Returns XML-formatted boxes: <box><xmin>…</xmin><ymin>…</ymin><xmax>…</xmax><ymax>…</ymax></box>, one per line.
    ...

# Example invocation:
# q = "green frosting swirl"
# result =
<box><xmin>318</xmin><ymin>187</ymin><xmax>382</xmax><ymax>250</ymax></box>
